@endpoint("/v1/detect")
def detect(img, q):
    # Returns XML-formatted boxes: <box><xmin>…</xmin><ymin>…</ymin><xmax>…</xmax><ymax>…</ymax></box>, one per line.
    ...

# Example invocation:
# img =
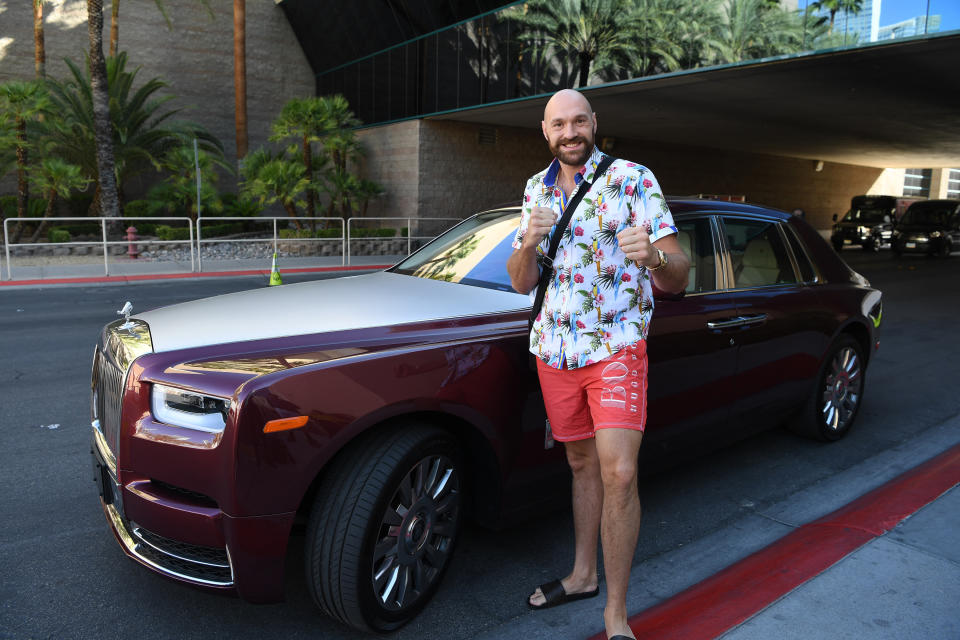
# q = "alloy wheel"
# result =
<box><xmin>821</xmin><ymin>346</ymin><xmax>862</xmax><ymax>432</ymax></box>
<box><xmin>371</xmin><ymin>454</ymin><xmax>460</xmax><ymax>611</ymax></box>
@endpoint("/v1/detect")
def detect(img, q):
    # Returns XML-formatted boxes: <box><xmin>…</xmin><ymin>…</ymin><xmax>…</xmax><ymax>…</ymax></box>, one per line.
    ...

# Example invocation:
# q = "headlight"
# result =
<box><xmin>892</xmin><ymin>230</ymin><xmax>901</xmax><ymax>237</ymax></box>
<box><xmin>151</xmin><ymin>384</ymin><xmax>230</xmax><ymax>433</ymax></box>
<box><xmin>930</xmin><ymin>231</ymin><xmax>942</xmax><ymax>238</ymax></box>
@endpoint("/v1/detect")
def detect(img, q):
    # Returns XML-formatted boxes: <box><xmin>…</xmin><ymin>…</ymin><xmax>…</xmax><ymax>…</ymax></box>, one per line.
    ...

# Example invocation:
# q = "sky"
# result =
<box><xmin>881</xmin><ymin>0</ymin><xmax>960</xmax><ymax>30</ymax></box>
<box><xmin>796</xmin><ymin>0</ymin><xmax>960</xmax><ymax>33</ymax></box>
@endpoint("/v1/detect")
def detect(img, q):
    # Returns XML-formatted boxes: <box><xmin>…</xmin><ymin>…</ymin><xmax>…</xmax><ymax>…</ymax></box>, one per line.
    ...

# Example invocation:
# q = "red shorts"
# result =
<box><xmin>536</xmin><ymin>341</ymin><xmax>648</xmax><ymax>442</ymax></box>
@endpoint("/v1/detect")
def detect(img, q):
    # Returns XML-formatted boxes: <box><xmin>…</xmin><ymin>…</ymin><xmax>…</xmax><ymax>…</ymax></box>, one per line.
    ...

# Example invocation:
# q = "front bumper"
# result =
<box><xmin>91</xmin><ymin>434</ymin><xmax>295</xmax><ymax>603</ymax></box>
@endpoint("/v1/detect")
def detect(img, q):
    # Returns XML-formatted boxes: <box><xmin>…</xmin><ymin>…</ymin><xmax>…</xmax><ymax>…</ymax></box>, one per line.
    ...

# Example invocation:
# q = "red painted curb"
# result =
<box><xmin>0</xmin><ymin>265</ymin><xmax>392</xmax><ymax>287</ymax></box>
<box><xmin>587</xmin><ymin>443</ymin><xmax>960</xmax><ymax>640</ymax></box>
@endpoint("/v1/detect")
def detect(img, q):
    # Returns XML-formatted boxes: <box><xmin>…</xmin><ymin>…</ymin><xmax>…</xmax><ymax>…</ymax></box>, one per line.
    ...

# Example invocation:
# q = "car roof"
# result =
<box><xmin>478</xmin><ymin>198</ymin><xmax>790</xmax><ymax>220</ymax></box>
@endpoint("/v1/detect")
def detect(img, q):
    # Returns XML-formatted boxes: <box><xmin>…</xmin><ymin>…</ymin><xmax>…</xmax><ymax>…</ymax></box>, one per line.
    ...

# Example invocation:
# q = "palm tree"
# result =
<box><xmin>0</xmin><ymin>81</ymin><xmax>48</xmax><ymax>219</ymax></box>
<box><xmin>271</xmin><ymin>98</ymin><xmax>329</xmax><ymax>218</ymax></box>
<box><xmin>716</xmin><ymin>0</ymin><xmax>804</xmax><ymax>63</ymax></box>
<box><xmin>239</xmin><ymin>149</ymin><xmax>310</xmax><ymax>229</ymax></box>
<box><xmin>44</xmin><ymin>53</ymin><xmax>223</xmax><ymax>214</ymax></box>
<box><xmin>810</xmin><ymin>0</ymin><xmax>864</xmax><ymax>32</ymax></box>
<box><xmin>234</xmin><ymin>0</ymin><xmax>248</xmax><ymax>159</ymax></box>
<box><xmin>87</xmin><ymin>0</ymin><xmax>120</xmax><ymax>219</ymax></box>
<box><xmin>503</xmin><ymin>0</ymin><xmax>638</xmax><ymax>88</ymax></box>
<box><xmin>146</xmin><ymin>146</ymin><xmax>232</xmax><ymax>222</ymax></box>
<box><xmin>34</xmin><ymin>1</ymin><xmax>46</xmax><ymax>78</ymax></box>
<box><xmin>28</xmin><ymin>159</ymin><xmax>90</xmax><ymax>243</ymax></box>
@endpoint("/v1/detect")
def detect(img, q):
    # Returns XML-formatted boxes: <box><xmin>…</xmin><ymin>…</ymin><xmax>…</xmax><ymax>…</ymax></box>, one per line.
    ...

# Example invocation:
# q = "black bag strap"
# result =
<box><xmin>529</xmin><ymin>155</ymin><xmax>615</xmax><ymax>329</ymax></box>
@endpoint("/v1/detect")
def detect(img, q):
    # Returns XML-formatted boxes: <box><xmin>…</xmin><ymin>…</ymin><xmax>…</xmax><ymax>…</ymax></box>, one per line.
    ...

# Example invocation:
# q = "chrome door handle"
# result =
<box><xmin>739</xmin><ymin>314</ymin><xmax>768</xmax><ymax>327</ymax></box>
<box><xmin>706</xmin><ymin>317</ymin><xmax>747</xmax><ymax>329</ymax></box>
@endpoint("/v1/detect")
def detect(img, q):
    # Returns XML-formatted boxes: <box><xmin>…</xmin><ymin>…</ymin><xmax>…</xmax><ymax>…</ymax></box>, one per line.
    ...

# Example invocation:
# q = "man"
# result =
<box><xmin>506</xmin><ymin>89</ymin><xmax>689</xmax><ymax>640</ymax></box>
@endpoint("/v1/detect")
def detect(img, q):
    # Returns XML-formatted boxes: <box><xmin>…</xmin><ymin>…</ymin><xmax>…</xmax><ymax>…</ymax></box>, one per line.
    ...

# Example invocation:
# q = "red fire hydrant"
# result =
<box><xmin>126</xmin><ymin>226</ymin><xmax>140</xmax><ymax>259</ymax></box>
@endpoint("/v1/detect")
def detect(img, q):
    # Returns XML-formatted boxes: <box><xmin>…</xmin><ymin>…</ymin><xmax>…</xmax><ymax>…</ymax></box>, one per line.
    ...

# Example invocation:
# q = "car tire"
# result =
<box><xmin>939</xmin><ymin>240</ymin><xmax>952</xmax><ymax>258</ymax></box>
<box><xmin>789</xmin><ymin>335</ymin><xmax>865</xmax><ymax>442</ymax></box>
<box><xmin>305</xmin><ymin>425</ymin><xmax>463</xmax><ymax>632</ymax></box>
<box><xmin>832</xmin><ymin>238</ymin><xmax>844</xmax><ymax>252</ymax></box>
<box><xmin>864</xmin><ymin>237</ymin><xmax>878</xmax><ymax>252</ymax></box>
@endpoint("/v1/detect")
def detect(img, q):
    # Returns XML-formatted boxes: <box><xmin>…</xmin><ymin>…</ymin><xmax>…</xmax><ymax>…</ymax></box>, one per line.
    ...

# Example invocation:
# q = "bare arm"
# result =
<box><xmin>507</xmin><ymin>206</ymin><xmax>558</xmax><ymax>294</ymax></box>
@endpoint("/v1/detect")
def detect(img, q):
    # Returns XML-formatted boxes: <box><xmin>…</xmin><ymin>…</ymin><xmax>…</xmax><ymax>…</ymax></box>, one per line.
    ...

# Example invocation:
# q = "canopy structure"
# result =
<box><xmin>427</xmin><ymin>32</ymin><xmax>960</xmax><ymax>169</ymax></box>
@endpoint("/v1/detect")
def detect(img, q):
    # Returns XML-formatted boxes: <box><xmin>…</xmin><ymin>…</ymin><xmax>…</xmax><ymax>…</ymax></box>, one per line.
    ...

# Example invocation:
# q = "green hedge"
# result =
<box><xmin>155</xmin><ymin>225</ymin><xmax>191</xmax><ymax>241</ymax></box>
<box><xmin>48</xmin><ymin>228</ymin><xmax>71</xmax><ymax>243</ymax></box>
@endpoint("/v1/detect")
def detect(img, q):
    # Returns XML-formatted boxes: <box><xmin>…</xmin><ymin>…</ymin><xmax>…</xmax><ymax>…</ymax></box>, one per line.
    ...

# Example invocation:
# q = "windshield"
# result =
<box><xmin>843</xmin><ymin>202</ymin><xmax>893</xmax><ymax>224</ymax></box>
<box><xmin>391</xmin><ymin>210</ymin><xmax>520</xmax><ymax>292</ymax></box>
<box><xmin>900</xmin><ymin>203</ymin><xmax>956</xmax><ymax>227</ymax></box>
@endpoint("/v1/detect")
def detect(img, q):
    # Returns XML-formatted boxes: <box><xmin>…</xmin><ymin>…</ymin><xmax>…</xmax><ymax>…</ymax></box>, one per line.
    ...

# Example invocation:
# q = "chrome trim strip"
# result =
<box><xmin>91</xmin><ymin>421</ymin><xmax>117</xmax><ymax>477</ymax></box>
<box><xmin>104</xmin><ymin>503</ymin><xmax>234</xmax><ymax>588</ymax></box>
<box><xmin>131</xmin><ymin>526</ymin><xmax>230</xmax><ymax>569</ymax></box>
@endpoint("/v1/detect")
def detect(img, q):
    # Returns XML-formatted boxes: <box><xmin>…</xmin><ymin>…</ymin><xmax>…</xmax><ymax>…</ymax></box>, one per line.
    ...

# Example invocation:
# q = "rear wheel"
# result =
<box><xmin>790</xmin><ymin>335</ymin><xmax>865</xmax><ymax>441</ymax></box>
<box><xmin>305</xmin><ymin>425</ymin><xmax>463</xmax><ymax>632</ymax></box>
<box><xmin>939</xmin><ymin>240</ymin><xmax>952</xmax><ymax>258</ymax></box>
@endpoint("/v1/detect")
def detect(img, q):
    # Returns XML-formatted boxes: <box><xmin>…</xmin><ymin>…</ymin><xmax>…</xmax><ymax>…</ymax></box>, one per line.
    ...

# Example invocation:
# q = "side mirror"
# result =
<box><xmin>832</xmin><ymin>214</ymin><xmax>838</xmax><ymax>222</ymax></box>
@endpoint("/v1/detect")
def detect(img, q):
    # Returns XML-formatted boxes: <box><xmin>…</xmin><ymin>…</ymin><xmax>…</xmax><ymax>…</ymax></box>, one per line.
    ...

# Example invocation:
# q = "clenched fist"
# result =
<box><xmin>617</xmin><ymin>225</ymin><xmax>657</xmax><ymax>268</ymax></box>
<box><xmin>522</xmin><ymin>206</ymin><xmax>559</xmax><ymax>249</ymax></box>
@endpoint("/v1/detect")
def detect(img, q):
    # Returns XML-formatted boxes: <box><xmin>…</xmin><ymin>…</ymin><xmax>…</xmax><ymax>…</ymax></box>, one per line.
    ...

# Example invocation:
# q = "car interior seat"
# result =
<box><xmin>676</xmin><ymin>229</ymin><xmax>696</xmax><ymax>292</ymax></box>
<box><xmin>737</xmin><ymin>236</ymin><xmax>779</xmax><ymax>287</ymax></box>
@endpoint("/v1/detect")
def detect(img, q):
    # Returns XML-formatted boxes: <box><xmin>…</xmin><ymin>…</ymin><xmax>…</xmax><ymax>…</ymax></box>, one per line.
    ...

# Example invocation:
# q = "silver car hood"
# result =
<box><xmin>136</xmin><ymin>272</ymin><xmax>528</xmax><ymax>353</ymax></box>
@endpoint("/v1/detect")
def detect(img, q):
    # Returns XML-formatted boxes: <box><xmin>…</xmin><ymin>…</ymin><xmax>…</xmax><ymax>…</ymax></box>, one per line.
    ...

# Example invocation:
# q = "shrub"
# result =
<box><xmin>123</xmin><ymin>200</ymin><xmax>152</xmax><ymax>218</ymax></box>
<box><xmin>201</xmin><ymin>222</ymin><xmax>244</xmax><ymax>238</ymax></box>
<box><xmin>155</xmin><ymin>225</ymin><xmax>191</xmax><ymax>241</ymax></box>
<box><xmin>279</xmin><ymin>228</ymin><xmax>344</xmax><ymax>239</ymax></box>
<box><xmin>48</xmin><ymin>228</ymin><xmax>71</xmax><ymax>243</ymax></box>
<box><xmin>65</xmin><ymin>192</ymin><xmax>94</xmax><ymax>218</ymax></box>
<box><xmin>219</xmin><ymin>192</ymin><xmax>261</xmax><ymax>218</ymax></box>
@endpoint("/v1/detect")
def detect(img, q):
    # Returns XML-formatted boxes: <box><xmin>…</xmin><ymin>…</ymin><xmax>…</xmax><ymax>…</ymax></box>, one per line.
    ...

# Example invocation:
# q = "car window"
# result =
<box><xmin>784</xmin><ymin>225</ymin><xmax>817</xmax><ymax>283</ymax></box>
<box><xmin>391</xmin><ymin>211</ymin><xmax>519</xmax><ymax>292</ymax></box>
<box><xmin>721</xmin><ymin>218</ymin><xmax>798</xmax><ymax>288</ymax></box>
<box><xmin>675</xmin><ymin>218</ymin><xmax>717</xmax><ymax>294</ymax></box>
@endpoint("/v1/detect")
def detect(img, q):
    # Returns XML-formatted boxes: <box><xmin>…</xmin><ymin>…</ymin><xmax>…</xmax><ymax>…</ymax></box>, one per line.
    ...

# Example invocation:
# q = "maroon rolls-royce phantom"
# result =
<box><xmin>90</xmin><ymin>199</ymin><xmax>882</xmax><ymax>632</ymax></box>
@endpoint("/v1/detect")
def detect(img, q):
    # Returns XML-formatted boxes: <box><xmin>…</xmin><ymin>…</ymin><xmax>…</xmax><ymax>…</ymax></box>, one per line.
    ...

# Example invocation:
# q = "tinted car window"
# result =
<box><xmin>675</xmin><ymin>218</ymin><xmax>717</xmax><ymax>294</ymax></box>
<box><xmin>722</xmin><ymin>218</ymin><xmax>797</xmax><ymax>288</ymax></box>
<box><xmin>392</xmin><ymin>211</ymin><xmax>519</xmax><ymax>292</ymax></box>
<box><xmin>900</xmin><ymin>202</ymin><xmax>959</xmax><ymax>226</ymax></box>
<box><xmin>784</xmin><ymin>225</ymin><xmax>817</xmax><ymax>283</ymax></box>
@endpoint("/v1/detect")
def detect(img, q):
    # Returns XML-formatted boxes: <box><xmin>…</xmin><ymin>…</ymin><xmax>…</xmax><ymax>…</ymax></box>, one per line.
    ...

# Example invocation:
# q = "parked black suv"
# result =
<box><xmin>892</xmin><ymin>200</ymin><xmax>960</xmax><ymax>258</ymax></box>
<box><xmin>831</xmin><ymin>195</ymin><xmax>920</xmax><ymax>252</ymax></box>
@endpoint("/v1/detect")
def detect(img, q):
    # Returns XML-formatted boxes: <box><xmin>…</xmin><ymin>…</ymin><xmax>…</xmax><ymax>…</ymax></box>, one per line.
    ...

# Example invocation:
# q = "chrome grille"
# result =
<box><xmin>93</xmin><ymin>347</ymin><xmax>125</xmax><ymax>460</ymax></box>
<box><xmin>131</xmin><ymin>523</ymin><xmax>233</xmax><ymax>586</ymax></box>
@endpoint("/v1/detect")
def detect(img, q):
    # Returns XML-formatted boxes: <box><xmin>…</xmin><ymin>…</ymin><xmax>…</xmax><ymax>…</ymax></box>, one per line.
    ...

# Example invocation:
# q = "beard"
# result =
<box><xmin>549</xmin><ymin>133</ymin><xmax>594</xmax><ymax>167</ymax></box>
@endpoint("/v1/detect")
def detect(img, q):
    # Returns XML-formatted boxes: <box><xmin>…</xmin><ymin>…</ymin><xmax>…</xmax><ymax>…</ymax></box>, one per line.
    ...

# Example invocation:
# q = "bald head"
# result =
<box><xmin>542</xmin><ymin>89</ymin><xmax>597</xmax><ymax>169</ymax></box>
<box><xmin>543</xmin><ymin>89</ymin><xmax>593</xmax><ymax>121</ymax></box>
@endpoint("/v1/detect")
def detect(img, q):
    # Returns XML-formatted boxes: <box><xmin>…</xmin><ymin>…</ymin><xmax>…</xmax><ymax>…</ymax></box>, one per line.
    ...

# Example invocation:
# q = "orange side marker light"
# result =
<box><xmin>263</xmin><ymin>416</ymin><xmax>309</xmax><ymax>433</ymax></box>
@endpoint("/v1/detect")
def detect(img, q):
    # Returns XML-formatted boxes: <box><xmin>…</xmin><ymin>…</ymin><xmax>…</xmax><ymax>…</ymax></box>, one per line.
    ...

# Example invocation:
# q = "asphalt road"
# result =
<box><xmin>1</xmin><ymin>252</ymin><xmax>958</xmax><ymax>640</ymax></box>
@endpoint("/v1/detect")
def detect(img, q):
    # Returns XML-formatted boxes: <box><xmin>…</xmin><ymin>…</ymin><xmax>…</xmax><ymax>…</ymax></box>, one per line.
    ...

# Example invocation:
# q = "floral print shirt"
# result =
<box><xmin>512</xmin><ymin>147</ymin><xmax>677</xmax><ymax>370</ymax></box>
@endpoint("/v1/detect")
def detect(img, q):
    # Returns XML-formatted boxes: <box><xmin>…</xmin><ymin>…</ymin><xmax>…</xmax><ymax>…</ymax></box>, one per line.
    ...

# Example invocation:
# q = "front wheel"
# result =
<box><xmin>789</xmin><ymin>335</ymin><xmax>866</xmax><ymax>441</ymax></box>
<box><xmin>305</xmin><ymin>425</ymin><xmax>463</xmax><ymax>632</ymax></box>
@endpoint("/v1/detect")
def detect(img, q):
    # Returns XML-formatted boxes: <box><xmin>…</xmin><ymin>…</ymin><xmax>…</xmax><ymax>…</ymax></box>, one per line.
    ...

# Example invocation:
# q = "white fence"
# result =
<box><xmin>2</xmin><ymin>215</ymin><xmax>463</xmax><ymax>280</ymax></box>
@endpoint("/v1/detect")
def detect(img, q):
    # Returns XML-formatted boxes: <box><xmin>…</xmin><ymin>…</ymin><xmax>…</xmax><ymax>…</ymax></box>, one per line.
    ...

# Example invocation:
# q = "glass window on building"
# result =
<box><xmin>903</xmin><ymin>168</ymin><xmax>932</xmax><ymax>197</ymax></box>
<box><xmin>947</xmin><ymin>169</ymin><xmax>960</xmax><ymax>200</ymax></box>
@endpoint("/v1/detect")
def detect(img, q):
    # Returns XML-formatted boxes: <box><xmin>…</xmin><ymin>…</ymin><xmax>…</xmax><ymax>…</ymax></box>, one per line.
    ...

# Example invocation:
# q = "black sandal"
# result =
<box><xmin>526</xmin><ymin>578</ymin><xmax>600</xmax><ymax>610</ymax></box>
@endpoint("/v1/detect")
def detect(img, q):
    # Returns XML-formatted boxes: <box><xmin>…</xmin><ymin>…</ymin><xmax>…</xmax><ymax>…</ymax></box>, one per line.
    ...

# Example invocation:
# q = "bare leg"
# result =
<box><xmin>528</xmin><ymin>437</ymin><xmax>602</xmax><ymax>606</ymax></box>
<box><xmin>595</xmin><ymin>428</ymin><xmax>643</xmax><ymax>639</ymax></box>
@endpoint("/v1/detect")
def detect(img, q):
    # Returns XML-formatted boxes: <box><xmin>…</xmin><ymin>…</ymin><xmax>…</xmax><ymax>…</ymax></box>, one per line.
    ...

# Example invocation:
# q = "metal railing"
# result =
<box><xmin>196</xmin><ymin>216</ymin><xmax>345</xmax><ymax>272</ymax></box>
<box><xmin>2</xmin><ymin>215</ymin><xmax>466</xmax><ymax>280</ymax></box>
<box><xmin>3</xmin><ymin>216</ymin><xmax>194</xmax><ymax>281</ymax></box>
<box><xmin>346</xmin><ymin>217</ymin><xmax>462</xmax><ymax>264</ymax></box>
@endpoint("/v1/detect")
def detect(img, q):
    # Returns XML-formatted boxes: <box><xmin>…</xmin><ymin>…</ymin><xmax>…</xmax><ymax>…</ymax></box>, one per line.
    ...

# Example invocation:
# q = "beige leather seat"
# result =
<box><xmin>676</xmin><ymin>230</ymin><xmax>696</xmax><ymax>292</ymax></box>
<box><xmin>737</xmin><ymin>237</ymin><xmax>779</xmax><ymax>287</ymax></box>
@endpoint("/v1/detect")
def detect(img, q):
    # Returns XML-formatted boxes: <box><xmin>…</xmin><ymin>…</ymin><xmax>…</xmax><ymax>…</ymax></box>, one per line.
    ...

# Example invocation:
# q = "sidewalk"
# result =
<box><xmin>477</xmin><ymin>417</ymin><xmax>960</xmax><ymax>640</ymax></box>
<box><xmin>0</xmin><ymin>255</ymin><xmax>399</xmax><ymax>287</ymax></box>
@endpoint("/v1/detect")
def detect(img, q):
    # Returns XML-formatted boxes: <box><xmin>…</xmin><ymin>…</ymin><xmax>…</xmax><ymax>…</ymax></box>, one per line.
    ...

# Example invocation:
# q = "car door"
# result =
<box><xmin>643</xmin><ymin>214</ymin><xmax>741</xmax><ymax>463</ymax></box>
<box><xmin>718</xmin><ymin>215</ymin><xmax>830</xmax><ymax>434</ymax></box>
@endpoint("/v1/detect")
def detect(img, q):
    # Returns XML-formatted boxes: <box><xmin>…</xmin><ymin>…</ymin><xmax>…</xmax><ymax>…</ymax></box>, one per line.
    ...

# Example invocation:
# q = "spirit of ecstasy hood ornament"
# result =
<box><xmin>117</xmin><ymin>301</ymin><xmax>135</xmax><ymax>330</ymax></box>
